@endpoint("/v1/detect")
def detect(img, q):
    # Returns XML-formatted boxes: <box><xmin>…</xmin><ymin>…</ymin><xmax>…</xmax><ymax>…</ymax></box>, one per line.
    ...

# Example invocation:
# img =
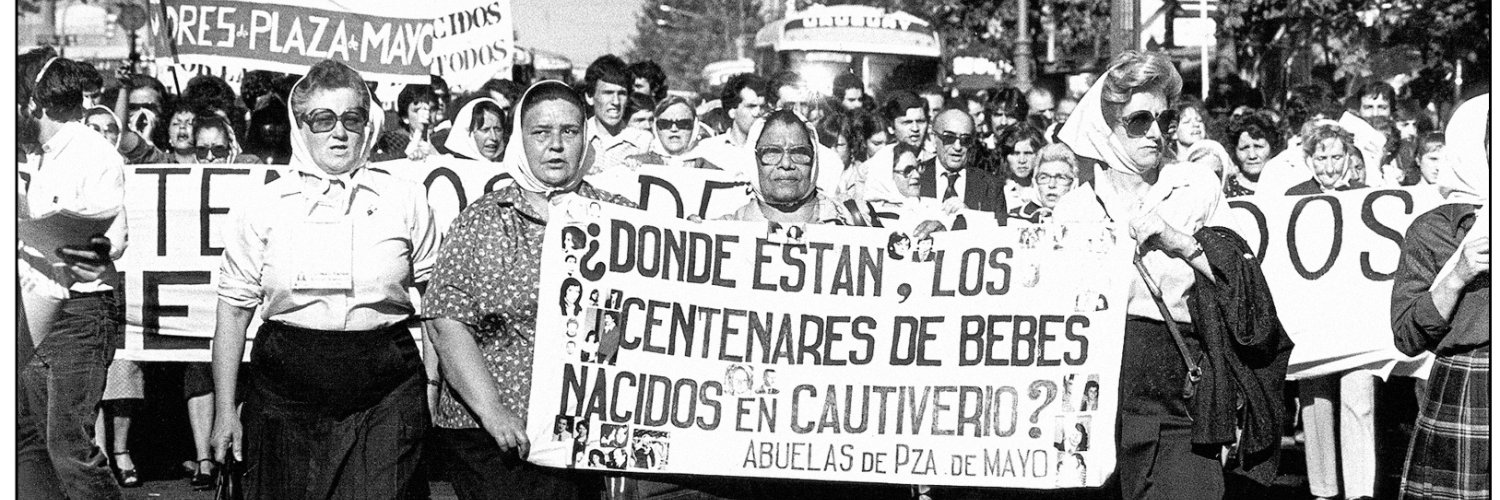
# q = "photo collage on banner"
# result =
<box><xmin>529</xmin><ymin>197</ymin><xmax>1134</xmax><ymax>488</ymax></box>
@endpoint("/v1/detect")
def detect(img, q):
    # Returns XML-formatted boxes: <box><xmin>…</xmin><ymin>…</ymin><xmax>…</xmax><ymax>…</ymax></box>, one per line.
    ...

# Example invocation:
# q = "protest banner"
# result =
<box><xmin>585</xmin><ymin>163</ymin><xmax>753</xmax><ymax>220</ymax></box>
<box><xmin>526</xmin><ymin>200</ymin><xmax>1131</xmax><ymax>488</ymax></box>
<box><xmin>1220</xmin><ymin>185</ymin><xmax>1445</xmax><ymax>379</ymax></box>
<box><xmin>110</xmin><ymin>159</ymin><xmax>740</xmax><ymax>360</ymax></box>
<box><xmin>146</xmin><ymin>0</ymin><xmax>514</xmax><ymax>89</ymax></box>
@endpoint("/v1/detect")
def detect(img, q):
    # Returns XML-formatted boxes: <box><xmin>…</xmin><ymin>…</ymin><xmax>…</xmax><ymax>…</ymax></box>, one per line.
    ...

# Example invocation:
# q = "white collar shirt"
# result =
<box><xmin>217</xmin><ymin>166</ymin><xmax>440</xmax><ymax>331</ymax></box>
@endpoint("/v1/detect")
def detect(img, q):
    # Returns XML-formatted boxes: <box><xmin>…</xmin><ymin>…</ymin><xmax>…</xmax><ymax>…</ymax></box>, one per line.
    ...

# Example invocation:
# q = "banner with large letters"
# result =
<box><xmin>114</xmin><ymin>160</ymin><xmax>764</xmax><ymax>360</ymax></box>
<box><xmin>1220</xmin><ymin>186</ymin><xmax>1445</xmax><ymax>379</ymax></box>
<box><xmin>524</xmin><ymin>200</ymin><xmax>1130</xmax><ymax>487</ymax></box>
<box><xmin>146</xmin><ymin>0</ymin><xmax>514</xmax><ymax>89</ymax></box>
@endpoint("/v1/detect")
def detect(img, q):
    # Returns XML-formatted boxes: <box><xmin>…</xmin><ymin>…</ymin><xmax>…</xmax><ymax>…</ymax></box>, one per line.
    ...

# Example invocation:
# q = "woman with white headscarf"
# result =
<box><xmin>720</xmin><ymin>109</ymin><xmax>860</xmax><ymax>224</ymax></box>
<box><xmin>626</xmin><ymin>95</ymin><xmax>721</xmax><ymax>169</ymax></box>
<box><xmin>1052</xmin><ymin>50</ymin><xmax>1235</xmax><ymax>499</ymax></box>
<box><xmin>859</xmin><ymin>141</ymin><xmax>949</xmax><ymax>230</ymax></box>
<box><xmin>209</xmin><ymin>60</ymin><xmax>440</xmax><ymax>499</ymax></box>
<box><xmin>442</xmin><ymin>96</ymin><xmax>508</xmax><ymax>162</ymax></box>
<box><xmin>1390</xmin><ymin>94</ymin><xmax>1490</xmax><ymax>500</ymax></box>
<box><xmin>424</xmin><ymin>80</ymin><xmax>634</xmax><ymax>500</ymax></box>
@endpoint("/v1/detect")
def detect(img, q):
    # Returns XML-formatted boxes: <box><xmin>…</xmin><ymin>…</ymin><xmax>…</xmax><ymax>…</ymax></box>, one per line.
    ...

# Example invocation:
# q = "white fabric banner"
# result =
<box><xmin>1220</xmin><ymin>186</ymin><xmax>1444</xmax><ymax>379</ymax></box>
<box><xmin>146</xmin><ymin>0</ymin><xmax>514</xmax><ymax>89</ymax></box>
<box><xmin>525</xmin><ymin>200</ymin><xmax>1131</xmax><ymax>488</ymax></box>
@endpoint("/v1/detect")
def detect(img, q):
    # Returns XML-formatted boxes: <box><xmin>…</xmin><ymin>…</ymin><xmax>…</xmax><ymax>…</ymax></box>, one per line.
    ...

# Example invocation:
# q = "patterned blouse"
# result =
<box><xmin>426</xmin><ymin>182</ymin><xmax>635</xmax><ymax>429</ymax></box>
<box><xmin>1223</xmin><ymin>174</ymin><xmax>1256</xmax><ymax>198</ymax></box>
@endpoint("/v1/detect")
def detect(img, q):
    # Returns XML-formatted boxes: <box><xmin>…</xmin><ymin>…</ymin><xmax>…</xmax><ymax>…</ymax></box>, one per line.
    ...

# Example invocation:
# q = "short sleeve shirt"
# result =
<box><xmin>426</xmin><ymin>182</ymin><xmax>635</xmax><ymax>429</ymax></box>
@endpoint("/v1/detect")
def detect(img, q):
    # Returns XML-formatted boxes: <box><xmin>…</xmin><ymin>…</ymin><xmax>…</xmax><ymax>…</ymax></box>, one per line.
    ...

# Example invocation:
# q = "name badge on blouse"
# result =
<box><xmin>290</xmin><ymin>220</ymin><xmax>354</xmax><ymax>290</ymax></box>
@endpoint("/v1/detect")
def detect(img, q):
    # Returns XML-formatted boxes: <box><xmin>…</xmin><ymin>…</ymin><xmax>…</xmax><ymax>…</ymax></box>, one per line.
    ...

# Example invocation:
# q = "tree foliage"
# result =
<box><xmin>811</xmin><ymin>0</ymin><xmax>1112</xmax><ymax>75</ymax></box>
<box><xmin>1218</xmin><ymin>0</ymin><xmax>1489</xmax><ymax>103</ymax></box>
<box><xmin>626</xmin><ymin>0</ymin><xmax>766</xmax><ymax>94</ymax></box>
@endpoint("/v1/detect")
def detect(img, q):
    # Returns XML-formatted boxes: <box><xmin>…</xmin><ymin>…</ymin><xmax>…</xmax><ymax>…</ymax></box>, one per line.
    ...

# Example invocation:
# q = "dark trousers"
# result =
<box><xmin>1115</xmin><ymin>318</ymin><xmax>1223</xmax><ymax>500</ymax></box>
<box><xmin>434</xmin><ymin>427</ymin><xmax>601</xmax><ymax>500</ymax></box>
<box><xmin>18</xmin><ymin>292</ymin><xmax>124</xmax><ymax>500</ymax></box>
<box><xmin>242</xmin><ymin>321</ymin><xmax>428</xmax><ymax>500</ymax></box>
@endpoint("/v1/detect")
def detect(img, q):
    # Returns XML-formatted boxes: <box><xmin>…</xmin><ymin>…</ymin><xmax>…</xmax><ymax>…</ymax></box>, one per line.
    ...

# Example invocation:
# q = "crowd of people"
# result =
<box><xmin>14</xmin><ymin>39</ymin><xmax>1489</xmax><ymax>500</ymax></box>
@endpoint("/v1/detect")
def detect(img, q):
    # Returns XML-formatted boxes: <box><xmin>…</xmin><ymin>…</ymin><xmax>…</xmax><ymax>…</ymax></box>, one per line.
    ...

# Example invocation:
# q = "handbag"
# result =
<box><xmin>1133</xmin><ymin>252</ymin><xmax>1204</xmax><ymax>399</ymax></box>
<box><xmin>214</xmin><ymin>455</ymin><xmax>244</xmax><ymax>500</ymax></box>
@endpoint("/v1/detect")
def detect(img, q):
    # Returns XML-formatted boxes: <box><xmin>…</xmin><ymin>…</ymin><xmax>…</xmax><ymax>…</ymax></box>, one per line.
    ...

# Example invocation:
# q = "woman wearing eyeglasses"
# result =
<box><xmin>627</xmin><ymin>95</ymin><xmax>720</xmax><ymax>169</ymax></box>
<box><xmin>192</xmin><ymin>115</ymin><xmax>261</xmax><ymax>165</ymax></box>
<box><xmin>720</xmin><ymin>109</ymin><xmax>860</xmax><ymax>225</ymax></box>
<box><xmin>209</xmin><ymin>60</ymin><xmax>440</xmax><ymax>499</ymax></box>
<box><xmin>1008</xmin><ymin>142</ymin><xmax>1080</xmax><ymax>224</ymax></box>
<box><xmin>1053</xmin><ymin>50</ymin><xmax>1243</xmax><ymax>500</ymax></box>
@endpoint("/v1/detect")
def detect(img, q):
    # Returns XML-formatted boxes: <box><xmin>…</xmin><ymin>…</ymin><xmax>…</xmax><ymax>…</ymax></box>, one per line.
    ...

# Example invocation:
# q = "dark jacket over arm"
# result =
<box><xmin>1186</xmin><ymin>226</ymin><xmax>1295</xmax><ymax>486</ymax></box>
<box><xmin>1390</xmin><ymin>203</ymin><xmax>1490</xmax><ymax>356</ymax></box>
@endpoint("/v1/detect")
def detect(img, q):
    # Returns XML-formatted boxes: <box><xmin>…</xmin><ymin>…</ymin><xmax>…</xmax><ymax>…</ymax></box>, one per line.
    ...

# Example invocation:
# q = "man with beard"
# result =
<box><xmin>919</xmin><ymin>107</ymin><xmax>1008</xmax><ymax>224</ymax></box>
<box><xmin>583</xmin><ymin>55</ymin><xmax>652</xmax><ymax>173</ymax></box>
<box><xmin>18</xmin><ymin>53</ymin><xmax>129</xmax><ymax>500</ymax></box>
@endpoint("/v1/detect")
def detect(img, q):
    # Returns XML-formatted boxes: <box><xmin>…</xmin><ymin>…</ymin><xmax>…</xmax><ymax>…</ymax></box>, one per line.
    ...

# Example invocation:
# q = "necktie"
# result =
<box><xmin>943</xmin><ymin>171</ymin><xmax>959</xmax><ymax>201</ymax></box>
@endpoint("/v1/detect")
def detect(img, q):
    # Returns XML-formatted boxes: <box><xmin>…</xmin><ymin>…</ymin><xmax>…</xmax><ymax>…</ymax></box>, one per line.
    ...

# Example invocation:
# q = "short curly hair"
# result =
<box><xmin>1225</xmin><ymin>110</ymin><xmax>1284</xmax><ymax>166</ymax></box>
<box><xmin>1099</xmin><ymin>51</ymin><xmax>1183</xmax><ymax>128</ymax></box>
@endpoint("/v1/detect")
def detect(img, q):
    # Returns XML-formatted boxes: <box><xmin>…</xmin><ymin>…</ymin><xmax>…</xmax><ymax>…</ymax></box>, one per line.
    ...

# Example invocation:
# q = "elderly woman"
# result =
<box><xmin>424</xmin><ymin>80</ymin><xmax>633</xmax><ymax>499</ymax></box>
<box><xmin>1053</xmin><ymin>50</ymin><xmax>1246</xmax><ymax>499</ymax></box>
<box><xmin>859</xmin><ymin>142</ymin><xmax>943</xmax><ymax>226</ymax></box>
<box><xmin>1009</xmin><ymin>142</ymin><xmax>1080</xmax><ymax>224</ymax></box>
<box><xmin>624</xmin><ymin>110</ymin><xmax>888</xmax><ymax>500</ymax></box>
<box><xmin>1285</xmin><ymin>124</ymin><xmax>1360</xmax><ymax>196</ymax></box>
<box><xmin>442</xmin><ymin>96</ymin><xmax>508</xmax><ymax>162</ymax></box>
<box><xmin>1222</xmin><ymin>111</ymin><xmax>1283</xmax><ymax>197</ymax></box>
<box><xmin>722</xmin><ymin>110</ymin><xmax>861</xmax><ymax>224</ymax></box>
<box><xmin>209</xmin><ymin>60</ymin><xmax>440</xmax><ymax>499</ymax></box>
<box><xmin>1390</xmin><ymin>94</ymin><xmax>1489</xmax><ymax>500</ymax></box>
<box><xmin>627</xmin><ymin>95</ymin><xmax>718</xmax><ymax>169</ymax></box>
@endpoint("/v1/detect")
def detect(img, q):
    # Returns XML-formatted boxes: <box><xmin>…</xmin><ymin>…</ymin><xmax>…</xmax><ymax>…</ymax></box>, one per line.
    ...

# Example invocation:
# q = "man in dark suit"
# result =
<box><xmin>918</xmin><ymin>107</ymin><xmax>1008</xmax><ymax>225</ymax></box>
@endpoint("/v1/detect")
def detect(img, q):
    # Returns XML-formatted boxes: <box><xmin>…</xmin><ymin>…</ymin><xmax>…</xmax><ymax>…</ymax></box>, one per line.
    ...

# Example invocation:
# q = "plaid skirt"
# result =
<box><xmin>1399</xmin><ymin>345</ymin><xmax>1490</xmax><ymax>500</ymax></box>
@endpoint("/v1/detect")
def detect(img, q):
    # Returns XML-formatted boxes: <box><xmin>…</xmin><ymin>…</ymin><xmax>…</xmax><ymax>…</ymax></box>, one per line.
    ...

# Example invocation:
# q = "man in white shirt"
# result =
<box><xmin>693</xmin><ymin>73</ymin><xmax>770</xmax><ymax>175</ymax></box>
<box><xmin>841</xmin><ymin>90</ymin><xmax>931</xmax><ymax>202</ymax></box>
<box><xmin>583</xmin><ymin>55</ymin><xmax>653</xmax><ymax>173</ymax></box>
<box><xmin>17</xmin><ymin>54</ymin><xmax>128</xmax><ymax>500</ymax></box>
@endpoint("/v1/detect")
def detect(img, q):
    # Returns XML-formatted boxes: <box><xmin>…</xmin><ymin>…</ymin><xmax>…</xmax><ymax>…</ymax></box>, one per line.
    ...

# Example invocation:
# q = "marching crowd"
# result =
<box><xmin>15</xmin><ymin>41</ymin><xmax>1489</xmax><ymax>500</ymax></box>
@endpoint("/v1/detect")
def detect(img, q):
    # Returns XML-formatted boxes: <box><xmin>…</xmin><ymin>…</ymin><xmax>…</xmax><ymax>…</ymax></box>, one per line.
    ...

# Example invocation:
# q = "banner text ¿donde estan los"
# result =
<box><xmin>525</xmin><ymin>200</ymin><xmax>1132</xmax><ymax>488</ymax></box>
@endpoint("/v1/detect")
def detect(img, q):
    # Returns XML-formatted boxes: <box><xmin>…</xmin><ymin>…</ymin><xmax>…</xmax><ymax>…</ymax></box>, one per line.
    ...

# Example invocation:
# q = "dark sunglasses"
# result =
<box><xmin>298</xmin><ymin>108</ymin><xmax>370</xmax><ymax>134</ymax></box>
<box><xmin>756</xmin><ymin>145</ymin><xmax>815</xmax><ymax>166</ymax></box>
<box><xmin>936</xmin><ymin>132</ymin><xmax>976</xmax><ymax>147</ymax></box>
<box><xmin>195</xmin><ymin>145</ymin><xmax>230</xmax><ymax>160</ymax></box>
<box><xmin>1121</xmin><ymin>109</ymin><xmax>1178</xmax><ymax>138</ymax></box>
<box><xmin>656</xmin><ymin>118</ymin><xmax>693</xmax><ymax>131</ymax></box>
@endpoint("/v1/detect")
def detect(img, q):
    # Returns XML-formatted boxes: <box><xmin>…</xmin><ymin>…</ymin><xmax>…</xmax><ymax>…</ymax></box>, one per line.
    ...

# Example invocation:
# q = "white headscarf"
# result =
<box><xmin>443</xmin><ymin>96</ymin><xmax>504</xmax><ymax>162</ymax></box>
<box><xmin>84</xmin><ymin>105</ymin><xmax>122</xmax><ymax>147</ymax></box>
<box><xmin>862</xmin><ymin>144</ymin><xmax>919</xmax><ymax>205</ymax></box>
<box><xmin>647</xmin><ymin>95</ymin><xmax>702</xmax><ymax>159</ymax></box>
<box><xmin>1056</xmin><ymin>63</ymin><xmax>1141</xmax><ymax>175</ymax></box>
<box><xmin>1437</xmin><ymin>93</ymin><xmax>1489</xmax><ymax>206</ymax></box>
<box><xmin>286</xmin><ymin>62</ymin><xmax>385</xmax><ymax>185</ymax></box>
<box><xmin>1431</xmin><ymin>93</ymin><xmax>1489</xmax><ymax>290</ymax></box>
<box><xmin>742</xmin><ymin>112</ymin><xmax>822</xmax><ymax>206</ymax></box>
<box><xmin>499</xmin><ymin>80</ymin><xmax>592</xmax><ymax>196</ymax></box>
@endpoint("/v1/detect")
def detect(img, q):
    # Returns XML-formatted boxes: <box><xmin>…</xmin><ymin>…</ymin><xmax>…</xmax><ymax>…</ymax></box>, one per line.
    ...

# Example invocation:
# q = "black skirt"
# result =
<box><xmin>241</xmin><ymin>319</ymin><xmax>428</xmax><ymax>500</ymax></box>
